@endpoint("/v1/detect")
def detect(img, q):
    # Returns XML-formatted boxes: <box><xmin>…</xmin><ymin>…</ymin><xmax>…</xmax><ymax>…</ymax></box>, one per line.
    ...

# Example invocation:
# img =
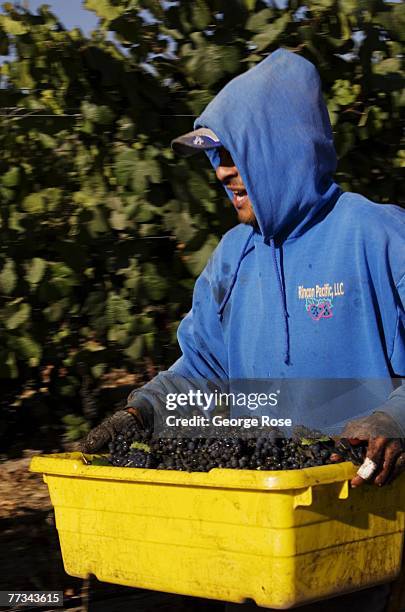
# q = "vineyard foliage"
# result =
<box><xmin>0</xmin><ymin>0</ymin><xmax>403</xmax><ymax>428</ymax></box>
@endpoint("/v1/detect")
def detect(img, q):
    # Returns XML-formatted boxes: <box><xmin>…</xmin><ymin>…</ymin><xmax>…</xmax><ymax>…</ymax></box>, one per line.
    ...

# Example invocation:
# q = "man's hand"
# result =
<box><xmin>330</xmin><ymin>412</ymin><xmax>405</xmax><ymax>487</ymax></box>
<box><xmin>80</xmin><ymin>407</ymin><xmax>144</xmax><ymax>454</ymax></box>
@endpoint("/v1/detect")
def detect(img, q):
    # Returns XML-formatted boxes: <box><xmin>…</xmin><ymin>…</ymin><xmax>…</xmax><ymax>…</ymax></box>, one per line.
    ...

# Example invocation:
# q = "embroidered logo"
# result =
<box><xmin>193</xmin><ymin>136</ymin><xmax>204</xmax><ymax>146</ymax></box>
<box><xmin>298</xmin><ymin>282</ymin><xmax>344</xmax><ymax>321</ymax></box>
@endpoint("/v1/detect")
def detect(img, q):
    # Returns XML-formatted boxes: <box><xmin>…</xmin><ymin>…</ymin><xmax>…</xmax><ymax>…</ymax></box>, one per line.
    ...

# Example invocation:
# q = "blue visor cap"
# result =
<box><xmin>171</xmin><ymin>127</ymin><xmax>222</xmax><ymax>157</ymax></box>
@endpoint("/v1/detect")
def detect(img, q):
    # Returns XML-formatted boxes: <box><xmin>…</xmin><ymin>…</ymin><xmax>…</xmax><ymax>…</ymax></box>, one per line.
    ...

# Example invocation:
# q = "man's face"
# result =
<box><xmin>215</xmin><ymin>147</ymin><xmax>257</xmax><ymax>226</ymax></box>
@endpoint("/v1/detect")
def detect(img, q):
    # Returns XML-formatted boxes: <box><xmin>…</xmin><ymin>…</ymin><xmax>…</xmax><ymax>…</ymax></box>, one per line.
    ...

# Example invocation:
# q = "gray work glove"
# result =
<box><xmin>330</xmin><ymin>411</ymin><xmax>405</xmax><ymax>487</ymax></box>
<box><xmin>80</xmin><ymin>407</ymin><xmax>144</xmax><ymax>454</ymax></box>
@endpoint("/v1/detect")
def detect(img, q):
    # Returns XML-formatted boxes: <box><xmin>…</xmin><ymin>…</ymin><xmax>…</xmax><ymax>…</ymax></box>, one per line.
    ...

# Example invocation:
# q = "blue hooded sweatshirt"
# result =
<box><xmin>127</xmin><ymin>48</ymin><xmax>405</xmax><ymax>434</ymax></box>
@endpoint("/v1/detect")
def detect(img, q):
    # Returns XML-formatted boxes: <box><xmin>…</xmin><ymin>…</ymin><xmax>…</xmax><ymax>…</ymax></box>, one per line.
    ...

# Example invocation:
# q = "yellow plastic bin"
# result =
<box><xmin>30</xmin><ymin>453</ymin><xmax>405</xmax><ymax>609</ymax></box>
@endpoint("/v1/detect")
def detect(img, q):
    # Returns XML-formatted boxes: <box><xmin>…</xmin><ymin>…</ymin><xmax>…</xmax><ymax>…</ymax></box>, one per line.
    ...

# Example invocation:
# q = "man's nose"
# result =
<box><xmin>216</xmin><ymin>163</ymin><xmax>238</xmax><ymax>184</ymax></box>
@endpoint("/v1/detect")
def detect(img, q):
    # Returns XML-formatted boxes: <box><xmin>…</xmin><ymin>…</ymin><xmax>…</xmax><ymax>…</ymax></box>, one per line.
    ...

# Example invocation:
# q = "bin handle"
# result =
<box><xmin>293</xmin><ymin>486</ymin><xmax>312</xmax><ymax>508</ymax></box>
<box><xmin>294</xmin><ymin>480</ymin><xmax>349</xmax><ymax>508</ymax></box>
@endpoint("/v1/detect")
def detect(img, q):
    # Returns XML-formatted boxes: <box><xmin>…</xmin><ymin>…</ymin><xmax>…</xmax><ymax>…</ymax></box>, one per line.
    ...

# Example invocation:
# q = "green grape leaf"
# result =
<box><xmin>3</xmin><ymin>301</ymin><xmax>31</xmax><ymax>330</ymax></box>
<box><xmin>0</xmin><ymin>259</ymin><xmax>17</xmax><ymax>294</ymax></box>
<box><xmin>26</xmin><ymin>258</ymin><xmax>47</xmax><ymax>287</ymax></box>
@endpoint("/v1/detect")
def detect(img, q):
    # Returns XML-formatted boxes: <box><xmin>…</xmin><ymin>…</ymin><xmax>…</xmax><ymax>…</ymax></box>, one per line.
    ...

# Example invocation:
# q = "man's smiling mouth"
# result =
<box><xmin>227</xmin><ymin>185</ymin><xmax>248</xmax><ymax>209</ymax></box>
<box><xmin>231</xmin><ymin>189</ymin><xmax>248</xmax><ymax>208</ymax></box>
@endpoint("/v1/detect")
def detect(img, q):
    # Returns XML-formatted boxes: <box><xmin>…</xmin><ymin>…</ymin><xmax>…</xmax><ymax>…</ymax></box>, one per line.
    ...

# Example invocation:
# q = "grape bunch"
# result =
<box><xmin>108</xmin><ymin>421</ymin><xmax>152</xmax><ymax>467</ymax></box>
<box><xmin>125</xmin><ymin>450</ymin><xmax>157</xmax><ymax>468</ymax></box>
<box><xmin>97</xmin><ymin>422</ymin><xmax>351</xmax><ymax>472</ymax></box>
<box><xmin>148</xmin><ymin>435</ymin><xmax>247</xmax><ymax>471</ymax></box>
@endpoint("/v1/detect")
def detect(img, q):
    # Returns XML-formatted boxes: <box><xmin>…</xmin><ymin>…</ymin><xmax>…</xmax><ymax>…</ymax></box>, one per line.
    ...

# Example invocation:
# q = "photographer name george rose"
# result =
<box><xmin>165</xmin><ymin>415</ymin><xmax>292</xmax><ymax>429</ymax></box>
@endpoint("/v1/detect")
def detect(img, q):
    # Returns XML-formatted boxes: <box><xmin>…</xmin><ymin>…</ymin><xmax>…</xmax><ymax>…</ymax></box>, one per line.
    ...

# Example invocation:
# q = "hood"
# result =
<box><xmin>195</xmin><ymin>48</ymin><xmax>340</xmax><ymax>240</ymax></box>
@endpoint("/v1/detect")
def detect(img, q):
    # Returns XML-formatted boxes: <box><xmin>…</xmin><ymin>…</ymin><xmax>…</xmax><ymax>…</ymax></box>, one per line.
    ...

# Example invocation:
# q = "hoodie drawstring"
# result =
<box><xmin>270</xmin><ymin>238</ymin><xmax>290</xmax><ymax>365</ymax></box>
<box><xmin>217</xmin><ymin>230</ymin><xmax>290</xmax><ymax>366</ymax></box>
<box><xmin>217</xmin><ymin>229</ymin><xmax>254</xmax><ymax>322</ymax></box>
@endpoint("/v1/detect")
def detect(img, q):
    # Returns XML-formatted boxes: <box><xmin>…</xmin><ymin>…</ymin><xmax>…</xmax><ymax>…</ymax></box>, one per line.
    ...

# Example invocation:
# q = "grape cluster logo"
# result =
<box><xmin>306</xmin><ymin>298</ymin><xmax>333</xmax><ymax>321</ymax></box>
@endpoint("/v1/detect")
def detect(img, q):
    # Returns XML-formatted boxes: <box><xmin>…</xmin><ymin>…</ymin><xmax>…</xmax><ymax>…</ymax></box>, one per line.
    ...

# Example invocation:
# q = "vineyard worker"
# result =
<box><xmin>82</xmin><ymin>49</ymin><xmax>404</xmax><ymax>610</ymax></box>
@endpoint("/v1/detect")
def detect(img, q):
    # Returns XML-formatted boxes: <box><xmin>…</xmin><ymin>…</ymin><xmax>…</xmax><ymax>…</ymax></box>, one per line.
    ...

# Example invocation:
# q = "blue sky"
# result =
<box><xmin>0</xmin><ymin>1</ymin><xmax>99</xmax><ymax>64</ymax></box>
<box><xmin>2</xmin><ymin>0</ymin><xmax>401</xmax><ymax>39</ymax></box>
<box><xmin>4</xmin><ymin>0</ymin><xmax>401</xmax><ymax>33</ymax></box>
<box><xmin>21</xmin><ymin>0</ymin><xmax>98</xmax><ymax>32</ymax></box>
